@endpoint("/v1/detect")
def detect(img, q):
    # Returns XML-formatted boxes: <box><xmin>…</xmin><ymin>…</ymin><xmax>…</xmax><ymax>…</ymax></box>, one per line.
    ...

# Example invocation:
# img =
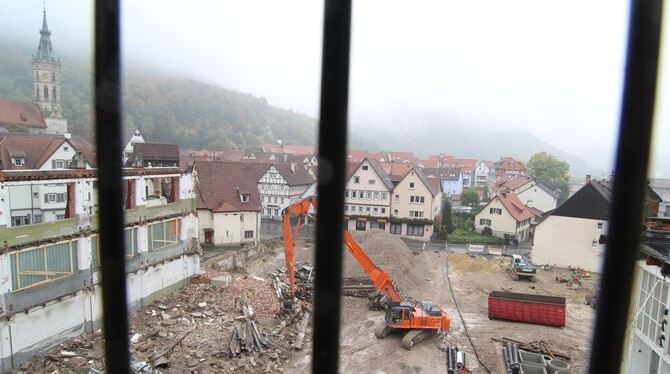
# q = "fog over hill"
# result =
<box><xmin>0</xmin><ymin>41</ymin><xmax>605</xmax><ymax>177</ymax></box>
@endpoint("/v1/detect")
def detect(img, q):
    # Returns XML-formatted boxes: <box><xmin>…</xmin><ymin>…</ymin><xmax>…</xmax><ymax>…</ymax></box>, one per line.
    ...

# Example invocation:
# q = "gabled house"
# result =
<box><xmin>127</xmin><ymin>143</ymin><xmax>180</xmax><ymax>168</ymax></box>
<box><xmin>344</xmin><ymin>158</ymin><xmax>394</xmax><ymax>231</ymax></box>
<box><xmin>390</xmin><ymin>167</ymin><xmax>442</xmax><ymax>241</ymax></box>
<box><xmin>474</xmin><ymin>190</ymin><xmax>537</xmax><ymax>241</ymax></box>
<box><xmin>258</xmin><ymin>163</ymin><xmax>314</xmax><ymax>218</ymax></box>
<box><xmin>422</xmin><ymin>167</ymin><xmax>463</xmax><ymax>196</ymax></box>
<box><xmin>122</xmin><ymin>128</ymin><xmax>145</xmax><ymax>164</ymax></box>
<box><xmin>473</xmin><ymin>160</ymin><xmax>495</xmax><ymax>188</ymax></box>
<box><xmin>0</xmin><ymin>133</ymin><xmax>97</xmax><ymax>225</ymax></box>
<box><xmin>494</xmin><ymin>157</ymin><xmax>527</xmax><ymax>178</ymax></box>
<box><xmin>195</xmin><ymin>161</ymin><xmax>262</xmax><ymax>246</ymax></box>
<box><xmin>532</xmin><ymin>179</ymin><xmax>662</xmax><ymax>272</ymax></box>
<box><xmin>382</xmin><ymin>162</ymin><xmax>416</xmax><ymax>186</ymax></box>
<box><xmin>495</xmin><ymin>175</ymin><xmax>558</xmax><ymax>213</ymax></box>
<box><xmin>445</xmin><ymin>158</ymin><xmax>478</xmax><ymax>187</ymax></box>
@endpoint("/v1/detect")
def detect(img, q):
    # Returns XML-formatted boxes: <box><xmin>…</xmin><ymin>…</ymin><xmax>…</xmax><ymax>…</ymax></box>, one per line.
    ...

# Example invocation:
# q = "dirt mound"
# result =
<box><xmin>343</xmin><ymin>229</ymin><xmax>431</xmax><ymax>293</ymax></box>
<box><xmin>447</xmin><ymin>253</ymin><xmax>503</xmax><ymax>274</ymax></box>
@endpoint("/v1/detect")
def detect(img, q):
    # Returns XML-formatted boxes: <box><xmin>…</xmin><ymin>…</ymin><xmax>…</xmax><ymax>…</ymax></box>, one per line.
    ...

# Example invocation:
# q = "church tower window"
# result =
<box><xmin>44</xmin><ymin>86</ymin><xmax>49</xmax><ymax>100</ymax></box>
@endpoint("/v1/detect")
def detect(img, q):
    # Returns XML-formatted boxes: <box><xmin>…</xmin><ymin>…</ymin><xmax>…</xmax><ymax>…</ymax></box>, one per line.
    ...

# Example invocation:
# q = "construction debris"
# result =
<box><xmin>493</xmin><ymin>337</ymin><xmax>572</xmax><ymax>361</ymax></box>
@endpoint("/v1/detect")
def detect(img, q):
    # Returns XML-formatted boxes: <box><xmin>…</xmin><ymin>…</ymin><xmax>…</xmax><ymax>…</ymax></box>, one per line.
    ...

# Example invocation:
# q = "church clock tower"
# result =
<box><xmin>32</xmin><ymin>5</ymin><xmax>67</xmax><ymax>134</ymax></box>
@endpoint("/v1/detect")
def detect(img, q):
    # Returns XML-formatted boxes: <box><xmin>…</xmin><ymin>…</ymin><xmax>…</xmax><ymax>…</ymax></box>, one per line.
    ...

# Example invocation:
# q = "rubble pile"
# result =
<box><xmin>13</xmin><ymin>278</ymin><xmax>291</xmax><ymax>374</ymax></box>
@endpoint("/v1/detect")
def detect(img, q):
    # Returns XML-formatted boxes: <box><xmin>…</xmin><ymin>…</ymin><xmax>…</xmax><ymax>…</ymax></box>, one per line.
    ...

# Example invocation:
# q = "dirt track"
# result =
<box><xmin>251</xmin><ymin>237</ymin><xmax>597</xmax><ymax>373</ymax></box>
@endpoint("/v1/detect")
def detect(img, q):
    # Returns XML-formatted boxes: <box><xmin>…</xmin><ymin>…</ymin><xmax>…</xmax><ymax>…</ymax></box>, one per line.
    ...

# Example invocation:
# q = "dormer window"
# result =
<box><xmin>12</xmin><ymin>157</ymin><xmax>25</xmax><ymax>166</ymax></box>
<box><xmin>241</xmin><ymin>194</ymin><xmax>250</xmax><ymax>203</ymax></box>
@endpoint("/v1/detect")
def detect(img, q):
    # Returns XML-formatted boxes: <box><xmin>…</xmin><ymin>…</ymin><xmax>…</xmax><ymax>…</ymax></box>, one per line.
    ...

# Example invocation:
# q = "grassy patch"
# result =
<box><xmin>447</xmin><ymin>228</ymin><xmax>501</xmax><ymax>243</ymax></box>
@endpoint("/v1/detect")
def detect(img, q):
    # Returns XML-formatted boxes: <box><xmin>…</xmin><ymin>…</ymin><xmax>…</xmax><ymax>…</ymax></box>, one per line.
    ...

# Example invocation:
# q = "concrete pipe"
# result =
<box><xmin>519</xmin><ymin>350</ymin><xmax>547</xmax><ymax>367</ymax></box>
<box><xmin>546</xmin><ymin>359</ymin><xmax>571</xmax><ymax>374</ymax></box>
<box><xmin>520</xmin><ymin>362</ymin><xmax>548</xmax><ymax>374</ymax></box>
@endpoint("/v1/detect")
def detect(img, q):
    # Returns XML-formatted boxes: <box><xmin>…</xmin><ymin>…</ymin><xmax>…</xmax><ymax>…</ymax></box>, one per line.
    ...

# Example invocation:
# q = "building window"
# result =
<box><xmin>12</xmin><ymin>216</ymin><xmax>30</xmax><ymax>227</ymax></box>
<box><xmin>394</xmin><ymin>209</ymin><xmax>398</xmax><ymax>215</ymax></box>
<box><xmin>480</xmin><ymin>218</ymin><xmax>492</xmax><ymax>226</ymax></box>
<box><xmin>9</xmin><ymin>240</ymin><xmax>78</xmax><ymax>291</ymax></box>
<box><xmin>381</xmin><ymin>208</ymin><xmax>386</xmax><ymax>214</ymax></box>
<box><xmin>275</xmin><ymin>209</ymin><xmax>279</xmax><ymax>216</ymax></box>
<box><xmin>240</xmin><ymin>214</ymin><xmax>244</xmax><ymax>222</ymax></box>
<box><xmin>44</xmin><ymin>85</ymin><xmax>49</xmax><ymax>100</ymax></box>
<box><xmin>373</xmin><ymin>207</ymin><xmax>378</xmax><ymax>214</ymax></box>
<box><xmin>366</xmin><ymin>207</ymin><xmax>371</xmax><ymax>214</ymax></box>
<box><xmin>51</xmin><ymin>72</ymin><xmax>56</xmax><ymax>82</ymax></box>
<box><xmin>368</xmin><ymin>180</ymin><xmax>375</xmax><ymax>185</ymax></box>
<box><xmin>345</xmin><ymin>190</ymin><xmax>349</xmax><ymax>198</ymax></box>
<box><xmin>56</xmin><ymin>214</ymin><xmax>66</xmax><ymax>220</ymax></box>
<box><xmin>591</xmin><ymin>240</ymin><xmax>597</xmax><ymax>248</ymax></box>
<box><xmin>409</xmin><ymin>182</ymin><xmax>415</xmax><ymax>189</ymax></box>
<box><xmin>409</xmin><ymin>210</ymin><xmax>424</xmax><ymax>218</ymax></box>
<box><xmin>362</xmin><ymin>165</ymin><xmax>368</xmax><ymax>171</ymax></box>
<box><xmin>410</xmin><ymin>196</ymin><xmax>425</xmax><ymax>204</ymax></box>
<box><xmin>597</xmin><ymin>222</ymin><xmax>604</xmax><ymax>229</ymax></box>
<box><xmin>366</xmin><ymin>191</ymin><xmax>372</xmax><ymax>200</ymax></box>
<box><xmin>52</xmin><ymin>159</ymin><xmax>66</xmax><ymax>169</ymax></box>
<box><xmin>381</xmin><ymin>192</ymin><xmax>388</xmax><ymax>200</ymax></box>
<box><xmin>354</xmin><ymin>176</ymin><xmax>360</xmax><ymax>184</ymax></box>
<box><xmin>406</xmin><ymin>224</ymin><xmax>424</xmax><ymax>237</ymax></box>
<box><xmin>91</xmin><ymin>235</ymin><xmax>100</xmax><ymax>268</ymax></box>
<box><xmin>351</xmin><ymin>191</ymin><xmax>356</xmax><ymax>199</ymax></box>
<box><xmin>344</xmin><ymin>205</ymin><xmax>349</xmax><ymax>213</ymax></box>
<box><xmin>53</xmin><ymin>86</ymin><xmax>57</xmax><ymax>102</ymax></box>
<box><xmin>12</xmin><ymin>157</ymin><xmax>25</xmax><ymax>166</ymax></box>
<box><xmin>356</xmin><ymin>221</ymin><xmax>366</xmax><ymax>231</ymax></box>
<box><xmin>244</xmin><ymin>230</ymin><xmax>254</xmax><ymax>239</ymax></box>
<box><xmin>149</xmin><ymin>219</ymin><xmax>181</xmax><ymax>251</ymax></box>
<box><xmin>390</xmin><ymin>223</ymin><xmax>402</xmax><ymax>235</ymax></box>
<box><xmin>373</xmin><ymin>192</ymin><xmax>380</xmax><ymax>200</ymax></box>
<box><xmin>241</xmin><ymin>194</ymin><xmax>250</xmax><ymax>202</ymax></box>
<box><xmin>124</xmin><ymin>227</ymin><xmax>138</xmax><ymax>257</ymax></box>
<box><xmin>394</xmin><ymin>194</ymin><xmax>400</xmax><ymax>202</ymax></box>
<box><xmin>358</xmin><ymin>206</ymin><xmax>363</xmax><ymax>213</ymax></box>
<box><xmin>33</xmin><ymin>192</ymin><xmax>39</xmax><ymax>198</ymax></box>
<box><xmin>379</xmin><ymin>222</ymin><xmax>386</xmax><ymax>230</ymax></box>
<box><xmin>33</xmin><ymin>214</ymin><xmax>43</xmax><ymax>224</ymax></box>
<box><xmin>490</xmin><ymin>208</ymin><xmax>502</xmax><ymax>215</ymax></box>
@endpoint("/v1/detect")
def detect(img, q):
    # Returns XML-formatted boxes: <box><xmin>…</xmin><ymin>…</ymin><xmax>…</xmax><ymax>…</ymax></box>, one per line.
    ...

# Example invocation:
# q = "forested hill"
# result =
<box><xmin>0</xmin><ymin>43</ymin><xmax>317</xmax><ymax>149</ymax></box>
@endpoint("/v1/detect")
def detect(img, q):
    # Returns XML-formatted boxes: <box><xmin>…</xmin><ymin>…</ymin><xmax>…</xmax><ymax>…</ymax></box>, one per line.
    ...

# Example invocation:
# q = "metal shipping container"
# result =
<box><xmin>488</xmin><ymin>291</ymin><xmax>566</xmax><ymax>327</ymax></box>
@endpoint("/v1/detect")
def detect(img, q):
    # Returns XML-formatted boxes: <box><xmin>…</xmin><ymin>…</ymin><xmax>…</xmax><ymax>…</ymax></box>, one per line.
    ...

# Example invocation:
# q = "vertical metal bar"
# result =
<box><xmin>312</xmin><ymin>0</ymin><xmax>352</xmax><ymax>372</ymax></box>
<box><xmin>588</xmin><ymin>0</ymin><xmax>663</xmax><ymax>372</ymax></box>
<box><xmin>94</xmin><ymin>0</ymin><xmax>130</xmax><ymax>373</ymax></box>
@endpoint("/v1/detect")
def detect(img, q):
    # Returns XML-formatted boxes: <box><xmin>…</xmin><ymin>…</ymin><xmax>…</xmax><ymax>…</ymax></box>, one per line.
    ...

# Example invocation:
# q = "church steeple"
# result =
<box><xmin>32</xmin><ymin>3</ymin><xmax>67</xmax><ymax>134</ymax></box>
<box><xmin>35</xmin><ymin>5</ymin><xmax>57</xmax><ymax>63</ymax></box>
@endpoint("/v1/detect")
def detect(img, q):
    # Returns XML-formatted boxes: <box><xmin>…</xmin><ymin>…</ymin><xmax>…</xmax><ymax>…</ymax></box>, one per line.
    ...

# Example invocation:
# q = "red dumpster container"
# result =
<box><xmin>488</xmin><ymin>291</ymin><xmax>566</xmax><ymax>327</ymax></box>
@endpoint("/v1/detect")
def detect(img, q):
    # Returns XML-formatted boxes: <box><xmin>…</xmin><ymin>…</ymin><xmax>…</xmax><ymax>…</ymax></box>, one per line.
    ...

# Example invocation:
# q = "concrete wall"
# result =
<box><xmin>531</xmin><ymin>215</ymin><xmax>606</xmax><ymax>272</ymax></box>
<box><xmin>260</xmin><ymin>218</ymin><xmax>315</xmax><ymax>240</ymax></box>
<box><xmin>206</xmin><ymin>210</ymin><xmax>261</xmax><ymax>246</ymax></box>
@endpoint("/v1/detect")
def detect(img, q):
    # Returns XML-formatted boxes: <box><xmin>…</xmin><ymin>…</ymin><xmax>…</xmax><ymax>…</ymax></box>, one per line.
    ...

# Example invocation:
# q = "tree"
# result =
<box><xmin>461</xmin><ymin>188</ymin><xmax>480</xmax><ymax>207</ymax></box>
<box><xmin>527</xmin><ymin>152</ymin><xmax>571</xmax><ymax>203</ymax></box>
<box><xmin>441</xmin><ymin>197</ymin><xmax>454</xmax><ymax>234</ymax></box>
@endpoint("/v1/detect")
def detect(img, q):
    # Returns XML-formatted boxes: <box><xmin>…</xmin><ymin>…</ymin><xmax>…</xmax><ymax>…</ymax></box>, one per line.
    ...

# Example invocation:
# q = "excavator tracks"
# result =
<box><xmin>401</xmin><ymin>329</ymin><xmax>436</xmax><ymax>350</ymax></box>
<box><xmin>374</xmin><ymin>322</ymin><xmax>391</xmax><ymax>339</ymax></box>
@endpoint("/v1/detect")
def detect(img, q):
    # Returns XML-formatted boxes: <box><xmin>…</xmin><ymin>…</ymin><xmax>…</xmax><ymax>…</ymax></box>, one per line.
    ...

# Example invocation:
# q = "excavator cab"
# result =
<box><xmin>385</xmin><ymin>302</ymin><xmax>412</xmax><ymax>325</ymax></box>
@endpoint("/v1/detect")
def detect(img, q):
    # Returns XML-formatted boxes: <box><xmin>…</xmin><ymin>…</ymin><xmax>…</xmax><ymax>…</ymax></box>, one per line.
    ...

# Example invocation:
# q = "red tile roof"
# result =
<box><xmin>497</xmin><ymin>175</ymin><xmax>533</xmax><ymax>191</ymax></box>
<box><xmin>0</xmin><ymin>100</ymin><xmax>47</xmax><ymax>129</ymax></box>
<box><xmin>347</xmin><ymin>150</ymin><xmax>370</xmax><ymax>162</ymax></box>
<box><xmin>496</xmin><ymin>191</ymin><xmax>536</xmax><ymax>222</ymax></box>
<box><xmin>261</xmin><ymin>144</ymin><xmax>315</xmax><ymax>155</ymax></box>
<box><xmin>0</xmin><ymin>134</ymin><xmax>96</xmax><ymax>170</ymax></box>
<box><xmin>388</xmin><ymin>151</ymin><xmax>418</xmax><ymax>163</ymax></box>
<box><xmin>195</xmin><ymin>161</ymin><xmax>267</xmax><ymax>212</ymax></box>
<box><xmin>382</xmin><ymin>162</ymin><xmax>416</xmax><ymax>182</ymax></box>
<box><xmin>133</xmin><ymin>143</ymin><xmax>180</xmax><ymax>162</ymax></box>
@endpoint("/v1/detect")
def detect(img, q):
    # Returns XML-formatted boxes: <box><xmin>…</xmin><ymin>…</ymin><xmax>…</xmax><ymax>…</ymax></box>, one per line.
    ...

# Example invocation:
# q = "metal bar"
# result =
<box><xmin>94</xmin><ymin>0</ymin><xmax>130</xmax><ymax>373</ymax></box>
<box><xmin>311</xmin><ymin>0</ymin><xmax>352</xmax><ymax>372</ymax></box>
<box><xmin>588</xmin><ymin>0</ymin><xmax>663</xmax><ymax>371</ymax></box>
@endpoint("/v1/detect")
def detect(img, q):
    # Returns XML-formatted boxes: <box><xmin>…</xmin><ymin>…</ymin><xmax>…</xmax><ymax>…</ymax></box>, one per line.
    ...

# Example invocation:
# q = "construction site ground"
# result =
<box><xmin>15</xmin><ymin>230</ymin><xmax>597</xmax><ymax>373</ymax></box>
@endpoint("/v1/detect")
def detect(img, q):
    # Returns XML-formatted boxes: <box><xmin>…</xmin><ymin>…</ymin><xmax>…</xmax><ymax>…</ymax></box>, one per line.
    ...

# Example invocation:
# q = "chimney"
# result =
<box><xmin>63</xmin><ymin>132</ymin><xmax>72</xmax><ymax>139</ymax></box>
<box><xmin>586</xmin><ymin>174</ymin><xmax>591</xmax><ymax>183</ymax></box>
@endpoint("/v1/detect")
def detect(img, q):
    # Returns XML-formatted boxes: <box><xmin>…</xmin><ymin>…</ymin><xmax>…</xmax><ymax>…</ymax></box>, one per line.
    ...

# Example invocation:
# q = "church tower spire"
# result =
<box><xmin>32</xmin><ymin>2</ymin><xmax>67</xmax><ymax>134</ymax></box>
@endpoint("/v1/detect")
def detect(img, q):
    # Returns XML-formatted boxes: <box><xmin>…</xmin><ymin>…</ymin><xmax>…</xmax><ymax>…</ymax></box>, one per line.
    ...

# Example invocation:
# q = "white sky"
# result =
<box><xmin>1</xmin><ymin>0</ymin><xmax>670</xmax><ymax>176</ymax></box>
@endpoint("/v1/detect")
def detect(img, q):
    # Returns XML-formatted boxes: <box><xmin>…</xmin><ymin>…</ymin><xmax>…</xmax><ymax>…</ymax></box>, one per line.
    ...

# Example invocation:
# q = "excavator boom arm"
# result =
<box><xmin>282</xmin><ymin>196</ymin><xmax>402</xmax><ymax>304</ymax></box>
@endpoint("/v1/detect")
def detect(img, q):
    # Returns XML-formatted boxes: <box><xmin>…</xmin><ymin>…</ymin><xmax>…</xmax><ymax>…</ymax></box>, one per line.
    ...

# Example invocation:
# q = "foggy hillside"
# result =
<box><xmin>0</xmin><ymin>41</ymin><xmax>601</xmax><ymax>176</ymax></box>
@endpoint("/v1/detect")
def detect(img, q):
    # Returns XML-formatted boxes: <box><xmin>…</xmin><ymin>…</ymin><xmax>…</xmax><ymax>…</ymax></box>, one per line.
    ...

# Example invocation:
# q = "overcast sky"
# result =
<box><xmin>2</xmin><ymin>0</ymin><xmax>670</xmax><ymax>176</ymax></box>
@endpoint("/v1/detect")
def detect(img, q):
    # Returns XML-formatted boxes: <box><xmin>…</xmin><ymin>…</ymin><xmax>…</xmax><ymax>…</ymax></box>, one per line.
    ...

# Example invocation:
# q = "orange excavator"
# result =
<box><xmin>282</xmin><ymin>196</ymin><xmax>451</xmax><ymax>349</ymax></box>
